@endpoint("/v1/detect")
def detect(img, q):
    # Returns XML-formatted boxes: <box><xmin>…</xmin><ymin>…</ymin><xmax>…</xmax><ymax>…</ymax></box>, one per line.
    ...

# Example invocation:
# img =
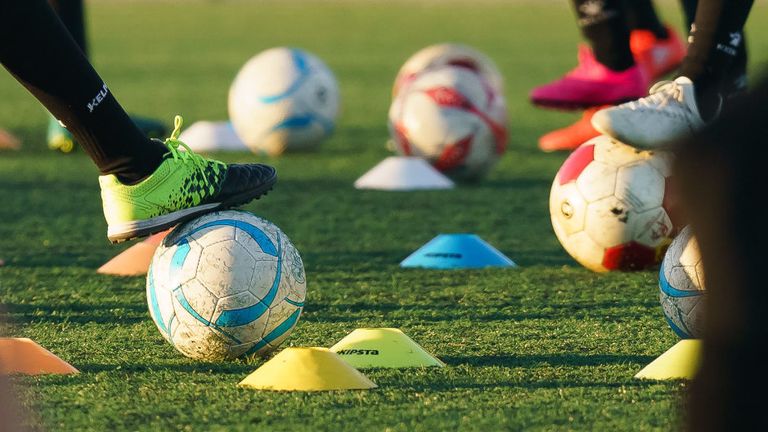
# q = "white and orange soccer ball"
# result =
<box><xmin>659</xmin><ymin>226</ymin><xmax>705</xmax><ymax>338</ymax></box>
<box><xmin>388</xmin><ymin>66</ymin><xmax>507</xmax><ymax>180</ymax></box>
<box><xmin>392</xmin><ymin>43</ymin><xmax>504</xmax><ymax>97</ymax></box>
<box><xmin>549</xmin><ymin>135</ymin><xmax>682</xmax><ymax>272</ymax></box>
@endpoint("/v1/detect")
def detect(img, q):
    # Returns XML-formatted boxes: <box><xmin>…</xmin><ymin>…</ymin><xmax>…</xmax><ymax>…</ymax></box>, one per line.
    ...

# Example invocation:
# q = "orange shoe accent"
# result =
<box><xmin>0</xmin><ymin>338</ymin><xmax>78</xmax><ymax>375</ymax></box>
<box><xmin>631</xmin><ymin>26</ymin><xmax>687</xmax><ymax>81</ymax></box>
<box><xmin>538</xmin><ymin>107</ymin><xmax>604</xmax><ymax>152</ymax></box>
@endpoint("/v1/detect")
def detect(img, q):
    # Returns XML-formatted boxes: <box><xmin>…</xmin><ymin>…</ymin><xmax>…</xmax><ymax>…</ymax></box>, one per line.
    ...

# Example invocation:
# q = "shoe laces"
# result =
<box><xmin>163</xmin><ymin>115</ymin><xmax>221</xmax><ymax>173</ymax></box>
<box><xmin>629</xmin><ymin>80</ymin><xmax>683</xmax><ymax>109</ymax></box>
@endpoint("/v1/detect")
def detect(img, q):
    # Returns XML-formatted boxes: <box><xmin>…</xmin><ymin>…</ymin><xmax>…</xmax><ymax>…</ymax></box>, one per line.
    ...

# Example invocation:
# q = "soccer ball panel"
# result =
<box><xmin>561</xmin><ymin>231</ymin><xmax>608</xmax><ymax>272</ymax></box>
<box><xmin>646</xmin><ymin>150</ymin><xmax>674</xmax><ymax>177</ymax></box>
<box><xmin>602</xmin><ymin>241</ymin><xmax>658</xmax><ymax>271</ymax></box>
<box><xmin>196</xmin><ymin>240</ymin><xmax>257</xmax><ymax>299</ymax></box>
<box><xmin>631</xmin><ymin>207</ymin><xmax>675</xmax><ymax>249</ymax></box>
<box><xmin>680</xmin><ymin>234</ymin><xmax>702</xmax><ymax>267</ymax></box>
<box><xmin>146</xmin><ymin>266</ymin><xmax>175</xmax><ymax>342</ymax></box>
<box><xmin>584</xmin><ymin>196</ymin><xmax>635</xmax><ymax>248</ymax></box>
<box><xmin>592</xmin><ymin>135</ymin><xmax>653</xmax><ymax>166</ymax></box>
<box><xmin>170</xmin><ymin>319</ymin><xmax>232</xmax><ymax>361</ymax></box>
<box><xmin>549</xmin><ymin>181</ymin><xmax>588</xmax><ymax>237</ymax></box>
<box><xmin>659</xmin><ymin>226</ymin><xmax>705</xmax><ymax>338</ymax></box>
<box><xmin>576</xmin><ymin>161</ymin><xmax>617</xmax><ymax>202</ymax></box>
<box><xmin>281</xmin><ymin>239</ymin><xmax>307</xmax><ymax>303</ymax></box>
<box><xmin>177</xmin><ymin>279</ymin><xmax>218</xmax><ymax>325</ymax></box>
<box><xmin>615</xmin><ymin>163</ymin><xmax>665</xmax><ymax>212</ymax></box>
<box><xmin>262</xmin><ymin>300</ymin><xmax>303</xmax><ymax>349</ymax></box>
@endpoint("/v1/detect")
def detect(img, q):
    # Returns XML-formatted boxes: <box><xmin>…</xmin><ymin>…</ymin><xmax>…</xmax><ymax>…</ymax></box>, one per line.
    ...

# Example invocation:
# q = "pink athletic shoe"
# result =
<box><xmin>530</xmin><ymin>45</ymin><xmax>648</xmax><ymax>110</ymax></box>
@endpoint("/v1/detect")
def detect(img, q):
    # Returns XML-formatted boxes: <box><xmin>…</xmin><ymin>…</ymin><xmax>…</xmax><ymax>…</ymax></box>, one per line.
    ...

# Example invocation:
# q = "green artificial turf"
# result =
<box><xmin>1</xmin><ymin>1</ymin><xmax>767</xmax><ymax>430</ymax></box>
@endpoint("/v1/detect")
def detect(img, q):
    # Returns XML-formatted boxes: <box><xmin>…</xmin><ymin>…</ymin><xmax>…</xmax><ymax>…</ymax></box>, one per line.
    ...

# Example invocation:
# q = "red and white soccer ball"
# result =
<box><xmin>549</xmin><ymin>135</ymin><xmax>681</xmax><ymax>272</ymax></box>
<box><xmin>392</xmin><ymin>43</ymin><xmax>504</xmax><ymax>98</ymax></box>
<box><xmin>388</xmin><ymin>66</ymin><xmax>507</xmax><ymax>180</ymax></box>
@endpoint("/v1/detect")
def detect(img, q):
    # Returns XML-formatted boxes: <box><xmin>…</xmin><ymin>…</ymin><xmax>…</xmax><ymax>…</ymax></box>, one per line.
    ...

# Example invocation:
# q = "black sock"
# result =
<box><xmin>678</xmin><ymin>0</ymin><xmax>755</xmax><ymax>121</ymax></box>
<box><xmin>625</xmin><ymin>0</ymin><xmax>668</xmax><ymax>39</ymax></box>
<box><xmin>724</xmin><ymin>37</ymin><xmax>748</xmax><ymax>96</ymax></box>
<box><xmin>572</xmin><ymin>0</ymin><xmax>635</xmax><ymax>71</ymax></box>
<box><xmin>680</xmin><ymin>0</ymin><xmax>698</xmax><ymax>28</ymax></box>
<box><xmin>0</xmin><ymin>0</ymin><xmax>167</xmax><ymax>184</ymax></box>
<box><xmin>48</xmin><ymin>0</ymin><xmax>87</xmax><ymax>56</ymax></box>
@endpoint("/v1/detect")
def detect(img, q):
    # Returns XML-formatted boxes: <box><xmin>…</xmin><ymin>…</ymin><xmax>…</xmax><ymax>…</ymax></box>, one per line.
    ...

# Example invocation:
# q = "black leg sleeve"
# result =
<box><xmin>572</xmin><ymin>0</ymin><xmax>635</xmax><ymax>71</ymax></box>
<box><xmin>0</xmin><ymin>0</ymin><xmax>167</xmax><ymax>184</ymax></box>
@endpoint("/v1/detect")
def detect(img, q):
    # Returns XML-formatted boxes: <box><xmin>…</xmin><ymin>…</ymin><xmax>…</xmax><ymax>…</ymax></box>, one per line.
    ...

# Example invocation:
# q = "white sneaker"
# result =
<box><xmin>591</xmin><ymin>76</ymin><xmax>717</xmax><ymax>150</ymax></box>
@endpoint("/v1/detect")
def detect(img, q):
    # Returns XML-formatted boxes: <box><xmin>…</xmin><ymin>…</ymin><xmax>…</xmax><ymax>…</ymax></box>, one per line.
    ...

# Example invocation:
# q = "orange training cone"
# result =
<box><xmin>97</xmin><ymin>229</ymin><xmax>170</xmax><ymax>276</ymax></box>
<box><xmin>0</xmin><ymin>128</ymin><xmax>21</xmax><ymax>150</ymax></box>
<box><xmin>0</xmin><ymin>338</ymin><xmax>78</xmax><ymax>375</ymax></box>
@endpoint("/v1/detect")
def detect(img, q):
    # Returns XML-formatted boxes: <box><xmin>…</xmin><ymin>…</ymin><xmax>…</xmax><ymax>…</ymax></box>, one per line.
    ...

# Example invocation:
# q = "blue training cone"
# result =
<box><xmin>400</xmin><ymin>234</ymin><xmax>517</xmax><ymax>269</ymax></box>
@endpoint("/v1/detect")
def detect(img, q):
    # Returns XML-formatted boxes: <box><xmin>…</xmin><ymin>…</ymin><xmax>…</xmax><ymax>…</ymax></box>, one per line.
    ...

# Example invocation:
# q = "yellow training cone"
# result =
<box><xmin>0</xmin><ymin>338</ymin><xmax>79</xmax><ymax>375</ymax></box>
<box><xmin>238</xmin><ymin>347</ymin><xmax>376</xmax><ymax>391</ymax></box>
<box><xmin>330</xmin><ymin>328</ymin><xmax>445</xmax><ymax>369</ymax></box>
<box><xmin>635</xmin><ymin>339</ymin><xmax>702</xmax><ymax>380</ymax></box>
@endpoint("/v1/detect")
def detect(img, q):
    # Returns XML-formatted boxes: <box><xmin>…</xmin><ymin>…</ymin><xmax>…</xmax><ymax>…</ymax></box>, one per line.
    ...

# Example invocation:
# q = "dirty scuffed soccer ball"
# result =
<box><xmin>146</xmin><ymin>210</ymin><xmax>306</xmax><ymax>361</ymax></box>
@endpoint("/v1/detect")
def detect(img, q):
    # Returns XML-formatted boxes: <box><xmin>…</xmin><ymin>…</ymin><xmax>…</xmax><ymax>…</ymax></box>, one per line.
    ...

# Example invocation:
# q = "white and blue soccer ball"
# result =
<box><xmin>228</xmin><ymin>47</ymin><xmax>339</xmax><ymax>156</ymax></box>
<box><xmin>659</xmin><ymin>226</ymin><xmax>705</xmax><ymax>338</ymax></box>
<box><xmin>146</xmin><ymin>210</ymin><xmax>306</xmax><ymax>361</ymax></box>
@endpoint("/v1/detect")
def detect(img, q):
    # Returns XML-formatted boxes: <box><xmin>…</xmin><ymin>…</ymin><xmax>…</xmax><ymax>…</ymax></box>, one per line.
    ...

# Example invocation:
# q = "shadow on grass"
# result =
<box><xmin>2</xmin><ymin>301</ymin><xmax>147</xmax><ymax>325</ymax></box>
<box><xmin>302</xmin><ymin>299</ymin><xmax>660</xmax><ymax>323</ymax></box>
<box><xmin>461</xmin><ymin>177</ymin><xmax>552</xmax><ymax>191</ymax></box>
<box><xmin>73</xmin><ymin>361</ymin><xmax>256</xmax><ymax>375</ymax></box>
<box><xmin>302</xmin><ymin>250</ymin><xmax>411</xmax><ymax>272</ymax></box>
<box><xmin>441</xmin><ymin>353</ymin><xmax>655</xmax><ymax>368</ymax></box>
<box><xmin>376</xmin><ymin>377</ymin><xmax>669</xmax><ymax>392</ymax></box>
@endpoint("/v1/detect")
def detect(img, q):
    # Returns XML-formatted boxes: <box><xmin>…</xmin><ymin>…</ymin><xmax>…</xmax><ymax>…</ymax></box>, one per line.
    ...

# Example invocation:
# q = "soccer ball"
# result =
<box><xmin>388</xmin><ymin>65</ymin><xmax>507</xmax><ymax>180</ymax></box>
<box><xmin>146</xmin><ymin>210</ymin><xmax>306</xmax><ymax>361</ymax></box>
<box><xmin>549</xmin><ymin>135</ymin><xmax>681</xmax><ymax>272</ymax></box>
<box><xmin>392</xmin><ymin>43</ymin><xmax>504</xmax><ymax>97</ymax></box>
<box><xmin>228</xmin><ymin>47</ymin><xmax>340</xmax><ymax>156</ymax></box>
<box><xmin>659</xmin><ymin>226</ymin><xmax>705</xmax><ymax>338</ymax></box>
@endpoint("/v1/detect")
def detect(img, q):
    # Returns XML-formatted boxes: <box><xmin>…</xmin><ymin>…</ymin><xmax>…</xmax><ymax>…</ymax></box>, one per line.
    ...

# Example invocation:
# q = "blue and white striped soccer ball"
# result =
<box><xmin>146</xmin><ymin>210</ymin><xmax>306</xmax><ymax>361</ymax></box>
<box><xmin>228</xmin><ymin>47</ymin><xmax>339</xmax><ymax>156</ymax></box>
<box><xmin>659</xmin><ymin>226</ymin><xmax>705</xmax><ymax>338</ymax></box>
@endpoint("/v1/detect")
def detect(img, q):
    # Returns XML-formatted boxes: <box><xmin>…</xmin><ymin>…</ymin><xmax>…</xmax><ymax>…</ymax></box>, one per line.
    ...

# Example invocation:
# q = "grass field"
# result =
<box><xmin>2</xmin><ymin>1</ymin><xmax>767</xmax><ymax>430</ymax></box>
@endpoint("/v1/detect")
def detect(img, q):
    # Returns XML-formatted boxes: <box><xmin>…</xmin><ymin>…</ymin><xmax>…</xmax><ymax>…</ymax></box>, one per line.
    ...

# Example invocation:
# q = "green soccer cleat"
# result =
<box><xmin>48</xmin><ymin>114</ymin><xmax>168</xmax><ymax>154</ymax></box>
<box><xmin>100</xmin><ymin>116</ymin><xmax>276</xmax><ymax>243</ymax></box>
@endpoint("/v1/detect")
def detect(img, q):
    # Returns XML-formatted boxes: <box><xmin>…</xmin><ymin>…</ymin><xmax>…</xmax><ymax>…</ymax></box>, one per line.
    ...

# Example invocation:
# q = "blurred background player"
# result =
<box><xmin>46</xmin><ymin>0</ymin><xmax>167</xmax><ymax>153</ymax></box>
<box><xmin>592</xmin><ymin>0</ymin><xmax>754</xmax><ymax>149</ymax></box>
<box><xmin>531</xmin><ymin>0</ymin><xmax>688</xmax><ymax>152</ymax></box>
<box><xmin>675</xmin><ymin>75</ymin><xmax>767</xmax><ymax>431</ymax></box>
<box><xmin>1</xmin><ymin>0</ymin><xmax>277</xmax><ymax>242</ymax></box>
